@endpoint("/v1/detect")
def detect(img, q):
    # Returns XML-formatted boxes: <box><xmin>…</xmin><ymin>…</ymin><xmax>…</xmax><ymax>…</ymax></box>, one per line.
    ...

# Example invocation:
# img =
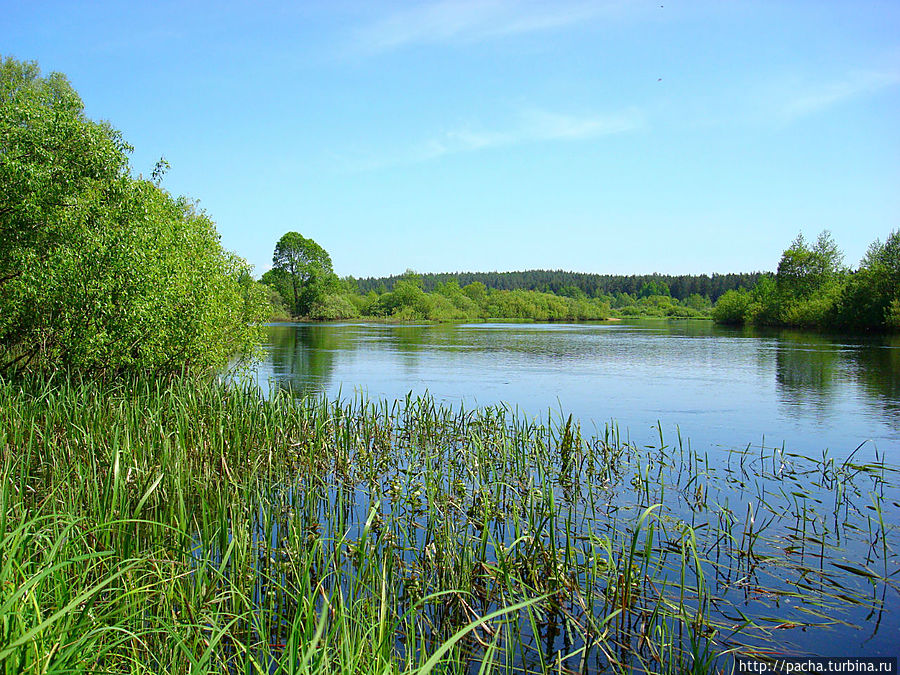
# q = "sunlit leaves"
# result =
<box><xmin>269</xmin><ymin>231</ymin><xmax>338</xmax><ymax>316</ymax></box>
<box><xmin>0</xmin><ymin>57</ymin><xmax>267</xmax><ymax>372</ymax></box>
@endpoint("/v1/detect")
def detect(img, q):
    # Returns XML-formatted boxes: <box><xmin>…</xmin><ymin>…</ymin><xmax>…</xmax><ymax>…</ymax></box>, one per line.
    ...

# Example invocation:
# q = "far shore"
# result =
<box><xmin>266</xmin><ymin>316</ymin><xmax>627</xmax><ymax>324</ymax></box>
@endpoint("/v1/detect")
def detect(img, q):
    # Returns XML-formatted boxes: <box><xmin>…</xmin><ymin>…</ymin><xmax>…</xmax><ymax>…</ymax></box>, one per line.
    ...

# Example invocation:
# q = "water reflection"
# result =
<box><xmin>850</xmin><ymin>334</ymin><xmax>900</xmax><ymax>426</ymax></box>
<box><xmin>382</xmin><ymin>324</ymin><xmax>430</xmax><ymax>371</ymax></box>
<box><xmin>264</xmin><ymin>323</ymin><xmax>340</xmax><ymax>396</ymax></box>
<box><xmin>251</xmin><ymin>321</ymin><xmax>900</xmax><ymax>455</ymax></box>
<box><xmin>772</xmin><ymin>332</ymin><xmax>840</xmax><ymax>421</ymax></box>
<box><xmin>762</xmin><ymin>328</ymin><xmax>900</xmax><ymax>432</ymax></box>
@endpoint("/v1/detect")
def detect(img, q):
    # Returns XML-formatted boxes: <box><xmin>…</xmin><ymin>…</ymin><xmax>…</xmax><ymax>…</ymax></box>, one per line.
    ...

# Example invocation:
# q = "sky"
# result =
<box><xmin>2</xmin><ymin>0</ymin><xmax>899</xmax><ymax>278</ymax></box>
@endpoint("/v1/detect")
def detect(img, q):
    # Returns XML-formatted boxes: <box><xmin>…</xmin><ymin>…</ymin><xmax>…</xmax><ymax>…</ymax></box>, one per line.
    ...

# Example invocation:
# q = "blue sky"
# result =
<box><xmin>3</xmin><ymin>1</ymin><xmax>898</xmax><ymax>278</ymax></box>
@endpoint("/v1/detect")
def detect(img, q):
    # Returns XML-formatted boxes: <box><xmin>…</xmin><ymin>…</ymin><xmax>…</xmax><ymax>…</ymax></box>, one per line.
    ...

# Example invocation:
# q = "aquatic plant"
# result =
<box><xmin>1</xmin><ymin>374</ymin><xmax>896</xmax><ymax>673</ymax></box>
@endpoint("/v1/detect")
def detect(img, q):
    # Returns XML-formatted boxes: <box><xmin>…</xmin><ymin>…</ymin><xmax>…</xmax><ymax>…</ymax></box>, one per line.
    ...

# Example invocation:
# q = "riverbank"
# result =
<box><xmin>2</xmin><ymin>374</ymin><xmax>896</xmax><ymax>672</ymax></box>
<box><xmin>268</xmin><ymin>306</ymin><xmax>712</xmax><ymax>323</ymax></box>
<box><xmin>268</xmin><ymin>316</ymin><xmax>626</xmax><ymax>324</ymax></box>
<box><xmin>265</xmin><ymin>273</ymin><xmax>715</xmax><ymax>324</ymax></box>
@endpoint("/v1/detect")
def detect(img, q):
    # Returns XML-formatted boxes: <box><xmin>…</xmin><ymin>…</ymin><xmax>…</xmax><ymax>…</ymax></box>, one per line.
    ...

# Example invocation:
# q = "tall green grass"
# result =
<box><xmin>1</xmin><ymin>374</ymin><xmax>895</xmax><ymax>673</ymax></box>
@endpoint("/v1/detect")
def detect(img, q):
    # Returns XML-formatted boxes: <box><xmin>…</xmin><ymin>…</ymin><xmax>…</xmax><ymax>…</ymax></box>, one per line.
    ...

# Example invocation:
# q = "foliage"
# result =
<box><xmin>308</xmin><ymin>293</ymin><xmax>360</xmax><ymax>320</ymax></box>
<box><xmin>638</xmin><ymin>280</ymin><xmax>670</xmax><ymax>298</ymax></box>
<box><xmin>263</xmin><ymin>263</ymin><xmax>615</xmax><ymax>322</ymax></box>
<box><xmin>364</xmin><ymin>283</ymin><xmax>612</xmax><ymax>322</ymax></box>
<box><xmin>611</xmin><ymin>292</ymin><xmax>709</xmax><ymax>319</ymax></box>
<box><xmin>260</xmin><ymin>246</ymin><xmax>724</xmax><ymax>324</ymax></box>
<box><xmin>557</xmin><ymin>284</ymin><xmax>587</xmax><ymax>299</ymax></box>
<box><xmin>831</xmin><ymin>230</ymin><xmax>900</xmax><ymax>330</ymax></box>
<box><xmin>463</xmin><ymin>281</ymin><xmax>488</xmax><ymax>303</ymax></box>
<box><xmin>268</xmin><ymin>231</ymin><xmax>338</xmax><ymax>317</ymax></box>
<box><xmin>775</xmin><ymin>231</ymin><xmax>844</xmax><ymax>299</ymax></box>
<box><xmin>0</xmin><ymin>58</ymin><xmax>128</xmax><ymax>265</ymax></box>
<box><xmin>713</xmin><ymin>229</ymin><xmax>900</xmax><ymax>331</ymax></box>
<box><xmin>259</xmin><ymin>268</ymin><xmax>294</xmax><ymax>315</ymax></box>
<box><xmin>0</xmin><ymin>57</ymin><xmax>267</xmax><ymax>373</ymax></box>
<box><xmin>287</xmin><ymin>279</ymin><xmax>713</xmax><ymax>323</ymax></box>
<box><xmin>435</xmin><ymin>280</ymin><xmax>480</xmax><ymax>316</ymax></box>
<box><xmin>683</xmin><ymin>293</ymin><xmax>711</xmax><ymax>311</ymax></box>
<box><xmin>356</xmin><ymin>270</ymin><xmax>765</xmax><ymax>303</ymax></box>
<box><xmin>260</xmin><ymin>280</ymin><xmax>292</xmax><ymax>320</ymax></box>
<box><xmin>741</xmin><ymin>276</ymin><xmax>777</xmax><ymax>325</ymax></box>
<box><xmin>887</xmin><ymin>298</ymin><xmax>900</xmax><ymax>330</ymax></box>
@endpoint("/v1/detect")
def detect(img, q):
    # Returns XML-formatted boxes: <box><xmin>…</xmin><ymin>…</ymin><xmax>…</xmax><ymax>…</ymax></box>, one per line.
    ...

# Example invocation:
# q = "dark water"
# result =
<box><xmin>251</xmin><ymin>320</ymin><xmax>900</xmax><ymax>460</ymax></box>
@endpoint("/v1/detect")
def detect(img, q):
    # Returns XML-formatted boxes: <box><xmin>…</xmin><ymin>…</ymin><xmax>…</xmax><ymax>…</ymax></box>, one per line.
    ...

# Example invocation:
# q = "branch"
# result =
<box><xmin>0</xmin><ymin>271</ymin><xmax>23</xmax><ymax>286</ymax></box>
<box><xmin>0</xmin><ymin>348</ymin><xmax>36</xmax><ymax>375</ymax></box>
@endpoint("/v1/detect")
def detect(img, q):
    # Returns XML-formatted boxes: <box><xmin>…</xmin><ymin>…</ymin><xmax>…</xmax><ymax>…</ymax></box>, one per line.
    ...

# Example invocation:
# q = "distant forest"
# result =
<box><xmin>353</xmin><ymin>271</ymin><xmax>768</xmax><ymax>302</ymax></box>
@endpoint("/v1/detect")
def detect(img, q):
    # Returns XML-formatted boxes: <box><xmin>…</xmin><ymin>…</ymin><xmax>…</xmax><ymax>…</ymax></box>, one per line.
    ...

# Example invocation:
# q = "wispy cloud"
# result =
<box><xmin>778</xmin><ymin>69</ymin><xmax>900</xmax><ymax>121</ymax></box>
<box><xmin>339</xmin><ymin>107</ymin><xmax>643</xmax><ymax>171</ymax></box>
<box><xmin>420</xmin><ymin>108</ymin><xmax>642</xmax><ymax>158</ymax></box>
<box><xmin>352</xmin><ymin>0</ymin><xmax>624</xmax><ymax>54</ymax></box>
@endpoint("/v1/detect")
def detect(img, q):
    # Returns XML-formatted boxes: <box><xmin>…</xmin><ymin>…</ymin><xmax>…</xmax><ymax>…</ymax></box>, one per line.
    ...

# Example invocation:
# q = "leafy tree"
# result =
<box><xmin>558</xmin><ymin>285</ymin><xmax>587</xmax><ymax>300</ymax></box>
<box><xmin>260</xmin><ymin>280</ymin><xmax>291</xmax><ymax>320</ymax></box>
<box><xmin>712</xmin><ymin>229</ymin><xmax>900</xmax><ymax>331</ymax></box>
<box><xmin>638</xmin><ymin>280</ymin><xmax>670</xmax><ymax>298</ymax></box>
<box><xmin>270</xmin><ymin>232</ymin><xmax>336</xmax><ymax>316</ymax></box>
<box><xmin>683</xmin><ymin>293</ymin><xmax>711</xmax><ymax>311</ymax></box>
<box><xmin>712</xmin><ymin>289</ymin><xmax>751</xmax><ymax>324</ymax></box>
<box><xmin>435</xmin><ymin>280</ymin><xmax>480</xmax><ymax>316</ymax></box>
<box><xmin>743</xmin><ymin>275</ymin><xmax>778</xmax><ymax>324</ymax></box>
<box><xmin>260</xmin><ymin>268</ymin><xmax>295</xmax><ymax>313</ymax></box>
<box><xmin>747</xmin><ymin>230</ymin><xmax>846</xmax><ymax>327</ymax></box>
<box><xmin>0</xmin><ymin>57</ymin><xmax>267</xmax><ymax>372</ymax></box>
<box><xmin>833</xmin><ymin>229</ymin><xmax>900</xmax><ymax>329</ymax></box>
<box><xmin>463</xmin><ymin>281</ymin><xmax>487</xmax><ymax>303</ymax></box>
<box><xmin>377</xmin><ymin>277</ymin><xmax>428</xmax><ymax>316</ymax></box>
<box><xmin>887</xmin><ymin>299</ymin><xmax>900</xmax><ymax>330</ymax></box>
<box><xmin>399</xmin><ymin>269</ymin><xmax>424</xmax><ymax>288</ymax></box>
<box><xmin>308</xmin><ymin>294</ymin><xmax>359</xmax><ymax>320</ymax></box>
<box><xmin>776</xmin><ymin>231</ymin><xmax>844</xmax><ymax>299</ymax></box>
<box><xmin>859</xmin><ymin>230</ymin><xmax>900</xmax><ymax>309</ymax></box>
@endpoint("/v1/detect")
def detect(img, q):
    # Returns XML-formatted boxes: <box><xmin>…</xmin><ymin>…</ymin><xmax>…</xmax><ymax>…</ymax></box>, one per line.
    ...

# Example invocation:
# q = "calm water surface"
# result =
<box><xmin>251</xmin><ymin>319</ymin><xmax>900</xmax><ymax>459</ymax></box>
<box><xmin>242</xmin><ymin>320</ymin><xmax>900</xmax><ymax>664</ymax></box>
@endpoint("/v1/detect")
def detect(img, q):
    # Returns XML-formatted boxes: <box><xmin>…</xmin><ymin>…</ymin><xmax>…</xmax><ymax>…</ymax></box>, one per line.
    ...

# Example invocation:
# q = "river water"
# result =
<box><xmin>241</xmin><ymin>319</ymin><xmax>900</xmax><ymax>663</ymax></box>
<box><xmin>250</xmin><ymin>319</ymin><xmax>900</xmax><ymax>460</ymax></box>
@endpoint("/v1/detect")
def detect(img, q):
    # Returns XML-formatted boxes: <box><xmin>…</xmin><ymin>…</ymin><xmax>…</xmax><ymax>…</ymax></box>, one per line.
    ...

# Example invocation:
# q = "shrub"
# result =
<box><xmin>0</xmin><ymin>57</ymin><xmax>267</xmax><ymax>373</ymax></box>
<box><xmin>309</xmin><ymin>294</ymin><xmax>360</xmax><ymax>320</ymax></box>
<box><xmin>712</xmin><ymin>289</ymin><xmax>751</xmax><ymax>325</ymax></box>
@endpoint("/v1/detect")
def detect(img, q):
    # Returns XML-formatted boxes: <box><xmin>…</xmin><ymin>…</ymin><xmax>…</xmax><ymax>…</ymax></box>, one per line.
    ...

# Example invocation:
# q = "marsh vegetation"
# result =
<box><xmin>2</xmin><ymin>375</ymin><xmax>898</xmax><ymax>672</ymax></box>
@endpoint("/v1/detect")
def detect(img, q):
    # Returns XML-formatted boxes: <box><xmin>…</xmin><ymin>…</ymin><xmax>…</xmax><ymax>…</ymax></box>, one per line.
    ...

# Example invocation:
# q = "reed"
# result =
<box><xmin>1</xmin><ymin>373</ymin><xmax>896</xmax><ymax>673</ymax></box>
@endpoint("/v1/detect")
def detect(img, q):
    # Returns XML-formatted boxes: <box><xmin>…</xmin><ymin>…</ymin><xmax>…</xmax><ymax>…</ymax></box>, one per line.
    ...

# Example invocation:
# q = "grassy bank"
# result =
<box><xmin>1</xmin><ymin>375</ymin><xmax>896</xmax><ymax>673</ymax></box>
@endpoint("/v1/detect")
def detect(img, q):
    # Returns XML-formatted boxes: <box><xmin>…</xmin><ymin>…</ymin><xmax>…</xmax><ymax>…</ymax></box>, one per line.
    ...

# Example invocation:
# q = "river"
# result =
<box><xmin>249</xmin><ymin>319</ymin><xmax>900</xmax><ymax>460</ymax></box>
<box><xmin>240</xmin><ymin>319</ymin><xmax>900</xmax><ymax>662</ymax></box>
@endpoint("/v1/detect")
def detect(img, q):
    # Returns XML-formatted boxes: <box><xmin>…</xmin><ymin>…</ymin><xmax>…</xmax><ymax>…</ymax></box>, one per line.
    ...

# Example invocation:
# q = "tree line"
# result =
<box><xmin>353</xmin><ymin>270</ymin><xmax>766</xmax><ymax>303</ymax></box>
<box><xmin>712</xmin><ymin>230</ymin><xmax>900</xmax><ymax>331</ymax></box>
<box><xmin>259</xmin><ymin>234</ymin><xmax>721</xmax><ymax>322</ymax></box>
<box><xmin>260</xmin><ymin>228</ymin><xmax>897</xmax><ymax>330</ymax></box>
<box><xmin>261</xmin><ymin>244</ymin><xmax>612</xmax><ymax>321</ymax></box>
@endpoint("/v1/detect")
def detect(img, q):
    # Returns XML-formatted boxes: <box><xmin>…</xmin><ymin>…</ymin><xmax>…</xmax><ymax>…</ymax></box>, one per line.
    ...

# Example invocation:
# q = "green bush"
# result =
<box><xmin>712</xmin><ymin>289</ymin><xmax>751</xmax><ymax>324</ymax></box>
<box><xmin>886</xmin><ymin>299</ymin><xmax>900</xmax><ymax>330</ymax></box>
<box><xmin>309</xmin><ymin>293</ymin><xmax>360</xmax><ymax>320</ymax></box>
<box><xmin>0</xmin><ymin>57</ymin><xmax>267</xmax><ymax>373</ymax></box>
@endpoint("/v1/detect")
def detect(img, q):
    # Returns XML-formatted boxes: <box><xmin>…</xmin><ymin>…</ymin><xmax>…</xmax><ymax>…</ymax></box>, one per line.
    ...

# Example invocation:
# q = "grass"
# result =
<box><xmin>0</xmin><ymin>373</ymin><xmax>897</xmax><ymax>673</ymax></box>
